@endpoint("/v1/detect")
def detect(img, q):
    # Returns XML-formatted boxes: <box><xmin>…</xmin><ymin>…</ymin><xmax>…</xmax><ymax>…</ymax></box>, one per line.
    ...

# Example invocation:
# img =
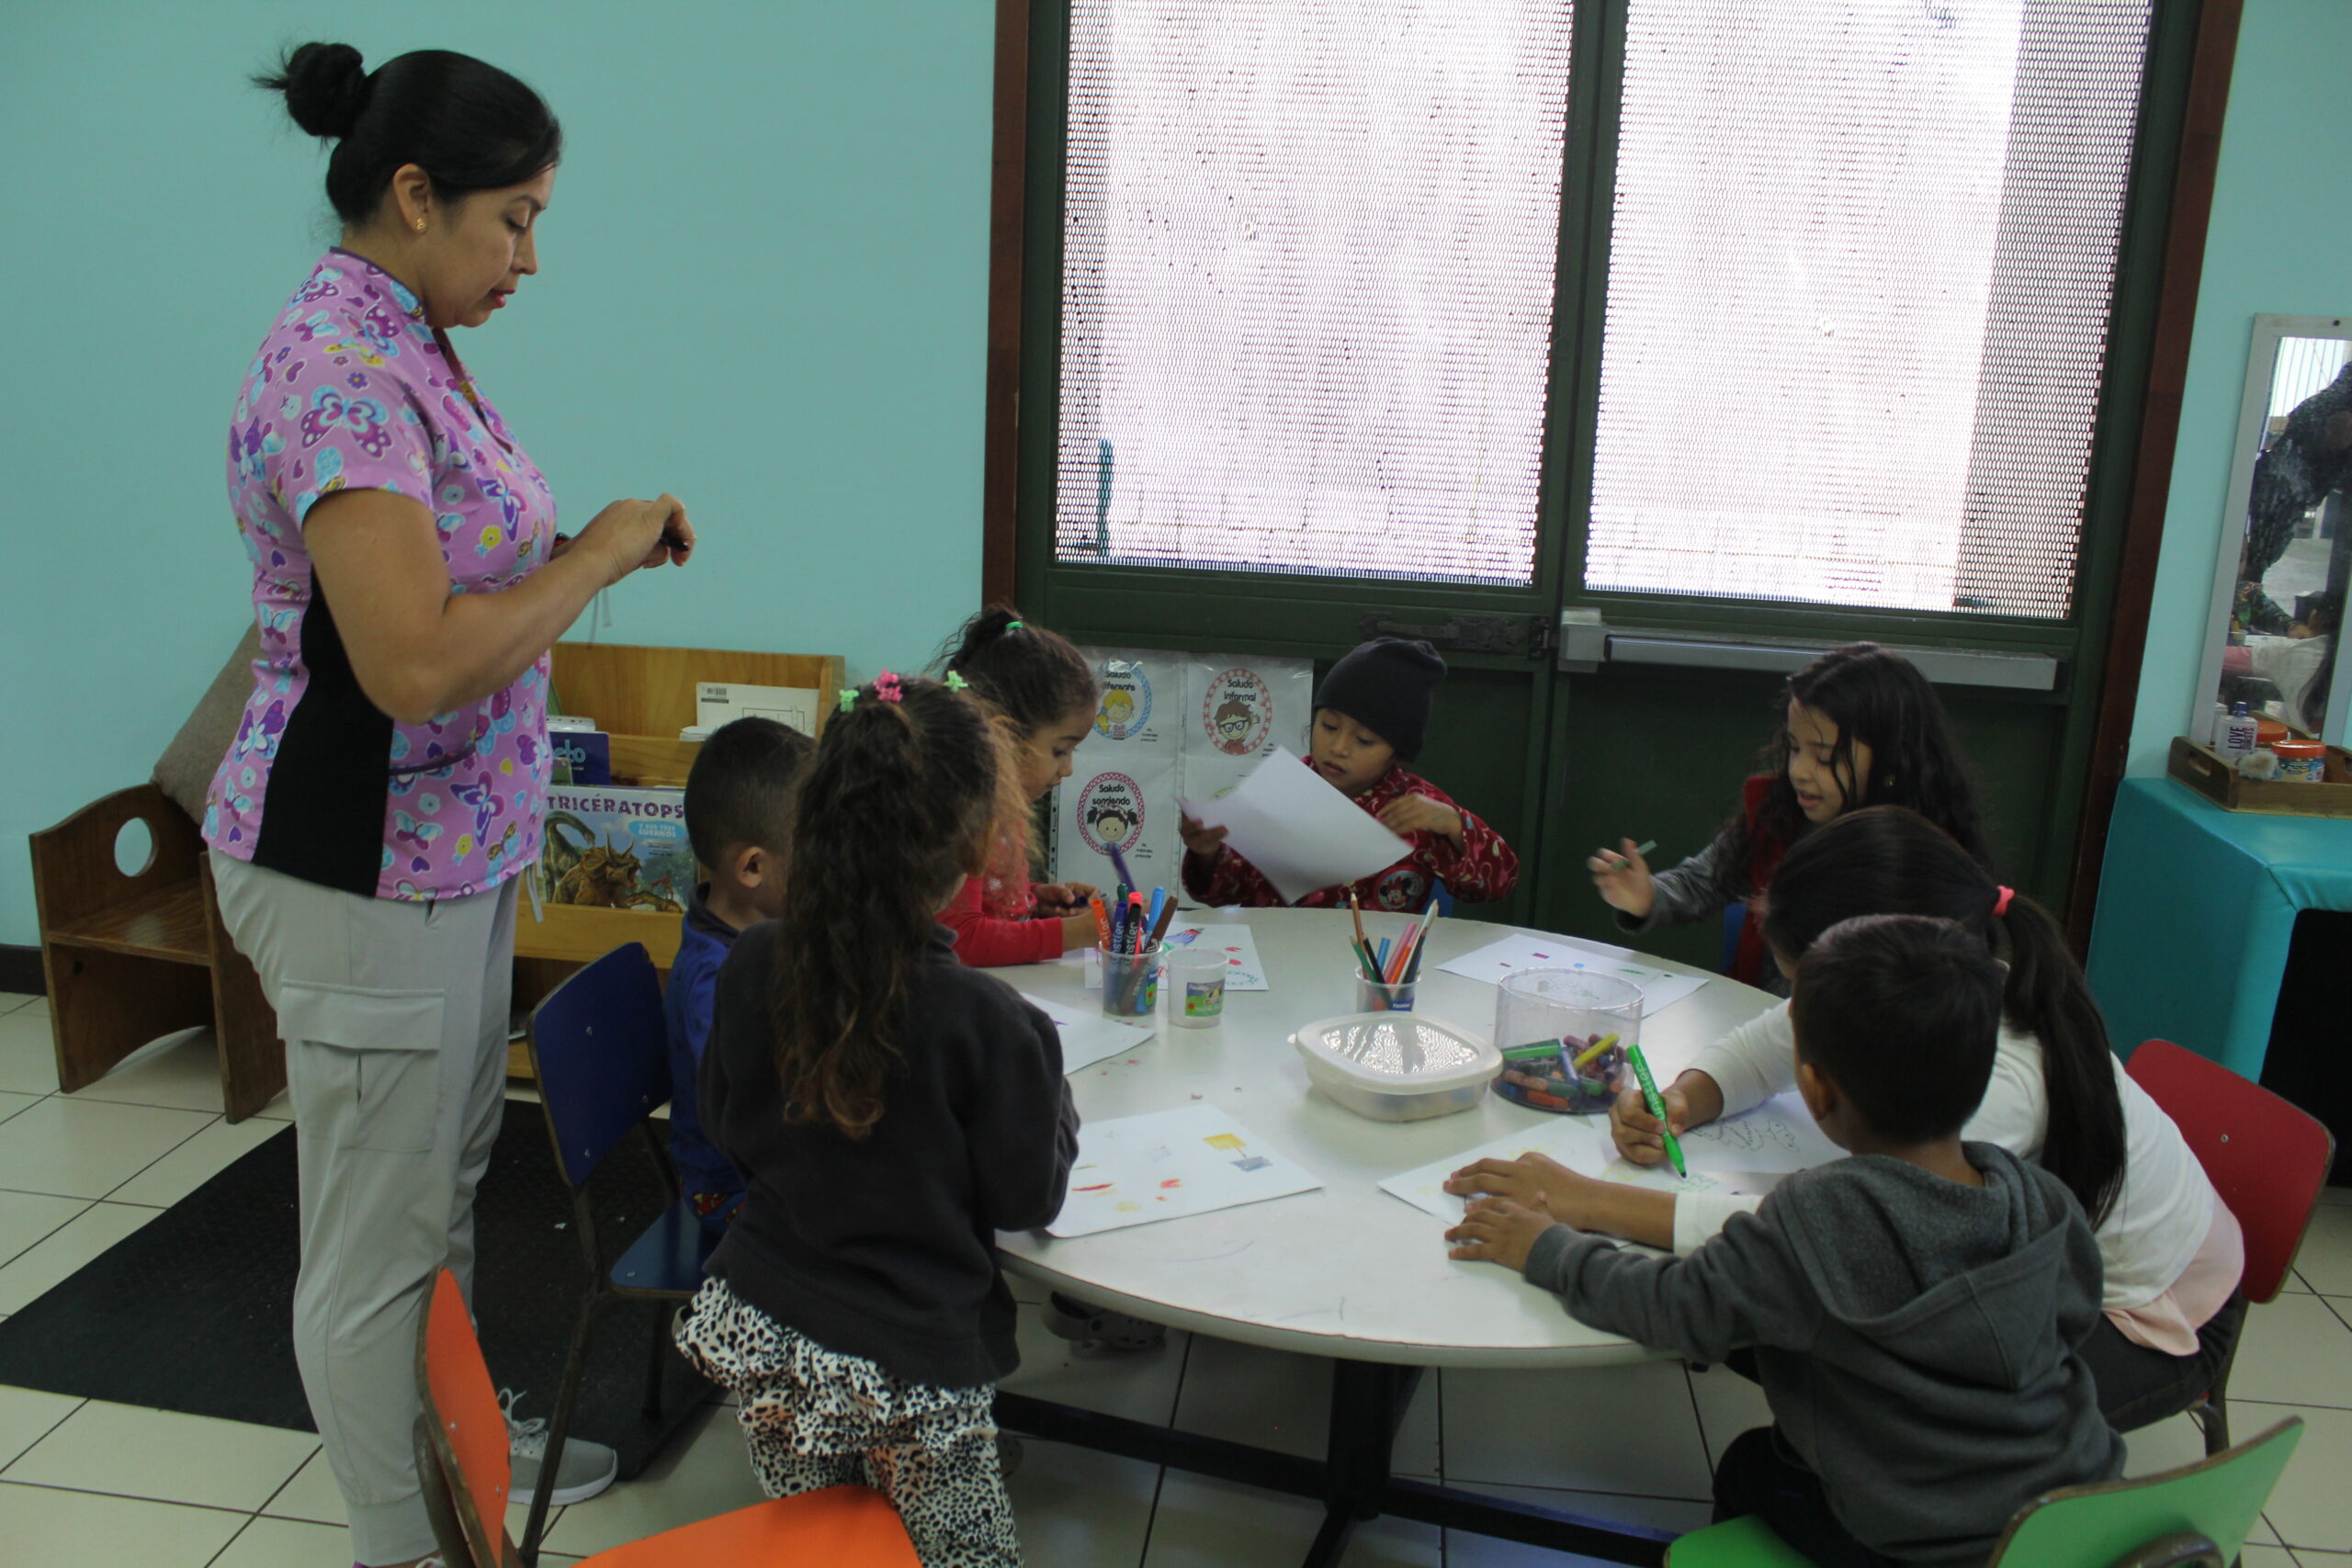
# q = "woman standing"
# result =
<box><xmin>207</xmin><ymin>43</ymin><xmax>693</xmax><ymax>1568</ymax></box>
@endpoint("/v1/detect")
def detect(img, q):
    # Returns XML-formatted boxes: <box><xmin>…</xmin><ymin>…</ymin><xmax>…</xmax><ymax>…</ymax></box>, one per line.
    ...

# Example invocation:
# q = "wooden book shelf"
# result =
<box><xmin>510</xmin><ymin>641</ymin><xmax>842</xmax><ymax>1075</ymax></box>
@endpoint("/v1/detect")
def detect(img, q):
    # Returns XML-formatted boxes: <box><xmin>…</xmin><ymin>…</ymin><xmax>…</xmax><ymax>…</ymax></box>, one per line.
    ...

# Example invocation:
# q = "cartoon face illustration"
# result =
<box><xmin>1214</xmin><ymin>698</ymin><xmax>1255</xmax><ymax>746</ymax></box>
<box><xmin>1101</xmin><ymin>689</ymin><xmax>1136</xmax><ymax>727</ymax></box>
<box><xmin>1087</xmin><ymin>799</ymin><xmax>1132</xmax><ymax>844</ymax></box>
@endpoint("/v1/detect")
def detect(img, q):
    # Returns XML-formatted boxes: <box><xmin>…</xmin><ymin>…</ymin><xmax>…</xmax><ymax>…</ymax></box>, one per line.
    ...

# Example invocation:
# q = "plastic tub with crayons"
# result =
<box><xmin>1490</xmin><ymin>970</ymin><xmax>1643</xmax><ymax>1114</ymax></box>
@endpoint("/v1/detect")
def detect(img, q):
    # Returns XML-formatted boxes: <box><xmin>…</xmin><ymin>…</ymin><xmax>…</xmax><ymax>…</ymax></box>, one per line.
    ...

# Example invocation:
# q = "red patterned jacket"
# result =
<box><xmin>1181</xmin><ymin>759</ymin><xmax>1518</xmax><ymax>911</ymax></box>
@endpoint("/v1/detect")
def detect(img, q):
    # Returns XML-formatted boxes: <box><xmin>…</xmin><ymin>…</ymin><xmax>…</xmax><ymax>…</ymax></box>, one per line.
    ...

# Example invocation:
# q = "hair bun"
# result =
<box><xmin>273</xmin><ymin>42</ymin><xmax>371</xmax><ymax>140</ymax></box>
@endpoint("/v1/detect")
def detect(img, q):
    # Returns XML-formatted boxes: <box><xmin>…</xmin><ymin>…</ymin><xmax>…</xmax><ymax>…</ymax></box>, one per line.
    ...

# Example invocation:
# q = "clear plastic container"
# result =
<box><xmin>1492</xmin><ymin>970</ymin><xmax>1644</xmax><ymax>1114</ymax></box>
<box><xmin>1290</xmin><ymin>1013</ymin><xmax>1499</xmax><ymax>1122</ymax></box>
<box><xmin>1101</xmin><ymin>945</ymin><xmax>1161</xmax><ymax>1020</ymax></box>
<box><xmin>1168</xmin><ymin>947</ymin><xmax>1227</xmax><ymax>1027</ymax></box>
<box><xmin>1354</xmin><ymin>974</ymin><xmax>1418</xmax><ymax>1013</ymax></box>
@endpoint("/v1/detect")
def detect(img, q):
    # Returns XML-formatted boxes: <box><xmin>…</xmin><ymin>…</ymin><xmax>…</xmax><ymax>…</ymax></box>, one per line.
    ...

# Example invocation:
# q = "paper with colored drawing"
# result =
<box><xmin>1678</xmin><ymin>1091</ymin><xmax>1842</xmax><ymax>1178</ymax></box>
<box><xmin>1177</xmin><ymin>748</ymin><xmax>1408</xmax><ymax>905</ymax></box>
<box><xmin>1435</xmin><ymin>932</ymin><xmax>1709</xmax><ymax>1015</ymax></box>
<box><xmin>1014</xmin><ymin>991</ymin><xmax>1155</xmax><ymax>1074</ymax></box>
<box><xmin>1047</xmin><ymin>1105</ymin><xmax>1321</xmax><ymax>1237</ymax></box>
<box><xmin>1159</xmin><ymin>923</ymin><xmax>1269</xmax><ymax>990</ymax></box>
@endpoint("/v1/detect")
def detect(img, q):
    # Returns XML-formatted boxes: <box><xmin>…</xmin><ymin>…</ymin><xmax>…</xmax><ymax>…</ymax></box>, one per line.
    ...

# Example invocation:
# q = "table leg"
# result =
<box><xmin>996</xmin><ymin>1363</ymin><xmax>1672</xmax><ymax>1567</ymax></box>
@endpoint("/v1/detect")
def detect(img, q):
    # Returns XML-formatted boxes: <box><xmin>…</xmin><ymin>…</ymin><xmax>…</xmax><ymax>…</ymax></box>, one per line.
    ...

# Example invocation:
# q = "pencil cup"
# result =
<box><xmin>1101</xmin><ymin>944</ymin><xmax>1161</xmax><ymax>1021</ymax></box>
<box><xmin>1492</xmin><ymin>970</ymin><xmax>1643</xmax><ymax>1114</ymax></box>
<box><xmin>1355</xmin><ymin>974</ymin><xmax>1418</xmax><ymax>1013</ymax></box>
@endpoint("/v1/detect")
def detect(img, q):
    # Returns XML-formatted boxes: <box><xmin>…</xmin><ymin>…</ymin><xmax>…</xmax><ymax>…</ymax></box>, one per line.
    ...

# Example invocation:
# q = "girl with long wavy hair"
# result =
<box><xmin>675</xmin><ymin>675</ymin><xmax>1078</xmax><ymax>1565</ymax></box>
<box><xmin>1589</xmin><ymin>643</ymin><xmax>1992</xmax><ymax>991</ymax></box>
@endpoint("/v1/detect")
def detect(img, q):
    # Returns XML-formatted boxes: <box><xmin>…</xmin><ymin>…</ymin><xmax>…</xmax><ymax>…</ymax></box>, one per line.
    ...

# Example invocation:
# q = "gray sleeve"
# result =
<box><xmin>1523</xmin><ymin>1209</ymin><xmax>1821</xmax><ymax>1365</ymax></box>
<box><xmin>1614</xmin><ymin>827</ymin><xmax>1737</xmax><ymax>935</ymax></box>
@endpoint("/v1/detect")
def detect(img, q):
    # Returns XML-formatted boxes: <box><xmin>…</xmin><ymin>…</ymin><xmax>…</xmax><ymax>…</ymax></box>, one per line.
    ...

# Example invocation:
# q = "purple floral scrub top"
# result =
<box><xmin>204</xmin><ymin>250</ymin><xmax>556</xmax><ymax>901</ymax></box>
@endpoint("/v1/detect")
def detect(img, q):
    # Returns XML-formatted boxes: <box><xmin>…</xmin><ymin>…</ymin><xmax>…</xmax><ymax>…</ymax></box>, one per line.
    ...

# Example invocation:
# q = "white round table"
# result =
<box><xmin>989</xmin><ymin>908</ymin><xmax>1783</xmax><ymax>1568</ymax></box>
<box><xmin>997</xmin><ymin>907</ymin><xmax>1778</xmax><ymax>1367</ymax></box>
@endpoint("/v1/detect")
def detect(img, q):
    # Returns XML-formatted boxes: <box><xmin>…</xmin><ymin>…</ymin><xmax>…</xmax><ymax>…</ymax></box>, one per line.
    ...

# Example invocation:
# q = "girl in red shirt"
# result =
<box><xmin>935</xmin><ymin>608</ymin><xmax>1102</xmax><ymax>965</ymax></box>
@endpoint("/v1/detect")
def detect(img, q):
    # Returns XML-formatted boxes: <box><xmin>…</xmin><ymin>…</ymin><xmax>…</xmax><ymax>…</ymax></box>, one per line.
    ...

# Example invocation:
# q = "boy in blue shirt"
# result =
<box><xmin>1446</xmin><ymin>914</ymin><xmax>2122</xmax><ymax>1566</ymax></box>
<box><xmin>670</xmin><ymin>716</ymin><xmax>813</xmax><ymax>1228</ymax></box>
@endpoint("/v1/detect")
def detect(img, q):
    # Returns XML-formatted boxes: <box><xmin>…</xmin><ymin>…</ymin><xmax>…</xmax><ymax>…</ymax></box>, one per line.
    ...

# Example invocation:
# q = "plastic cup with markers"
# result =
<box><xmin>1101</xmin><ymin>943</ymin><xmax>1162</xmax><ymax>1021</ymax></box>
<box><xmin>1490</xmin><ymin>970</ymin><xmax>1644</xmax><ymax>1114</ymax></box>
<box><xmin>1168</xmin><ymin>947</ymin><xmax>1228</xmax><ymax>1028</ymax></box>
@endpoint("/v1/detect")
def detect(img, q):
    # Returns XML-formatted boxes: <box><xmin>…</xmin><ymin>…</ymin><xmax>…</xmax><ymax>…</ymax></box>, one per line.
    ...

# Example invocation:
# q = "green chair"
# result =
<box><xmin>1666</xmin><ymin>1416</ymin><xmax>2302</xmax><ymax>1567</ymax></box>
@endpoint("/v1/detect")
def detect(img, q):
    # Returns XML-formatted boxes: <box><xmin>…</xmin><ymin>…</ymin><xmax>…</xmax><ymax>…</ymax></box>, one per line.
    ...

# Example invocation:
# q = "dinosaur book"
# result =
<box><xmin>537</xmin><ymin>785</ymin><xmax>695</xmax><ymax>913</ymax></box>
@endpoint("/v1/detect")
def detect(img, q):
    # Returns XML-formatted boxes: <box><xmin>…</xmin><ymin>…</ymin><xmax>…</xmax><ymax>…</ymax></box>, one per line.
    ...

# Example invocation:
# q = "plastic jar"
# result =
<box><xmin>2274</xmin><ymin>739</ymin><xmax>2327</xmax><ymax>784</ymax></box>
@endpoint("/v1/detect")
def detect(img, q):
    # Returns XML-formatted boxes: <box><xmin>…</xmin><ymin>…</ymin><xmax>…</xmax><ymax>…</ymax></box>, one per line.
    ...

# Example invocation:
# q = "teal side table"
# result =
<box><xmin>2087</xmin><ymin>777</ymin><xmax>2352</xmax><ymax>1079</ymax></box>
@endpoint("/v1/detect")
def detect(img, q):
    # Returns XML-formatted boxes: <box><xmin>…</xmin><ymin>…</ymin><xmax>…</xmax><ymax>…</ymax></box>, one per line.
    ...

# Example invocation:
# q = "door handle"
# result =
<box><xmin>1555</xmin><ymin>615</ymin><xmax>2061</xmax><ymax>692</ymax></box>
<box><xmin>1357</xmin><ymin>612</ymin><xmax>1527</xmax><ymax>656</ymax></box>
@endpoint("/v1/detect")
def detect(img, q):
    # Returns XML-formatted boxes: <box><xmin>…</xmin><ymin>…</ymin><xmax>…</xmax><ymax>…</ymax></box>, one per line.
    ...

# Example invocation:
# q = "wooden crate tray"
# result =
<box><xmin>2167</xmin><ymin>735</ymin><xmax>2352</xmax><ymax>818</ymax></box>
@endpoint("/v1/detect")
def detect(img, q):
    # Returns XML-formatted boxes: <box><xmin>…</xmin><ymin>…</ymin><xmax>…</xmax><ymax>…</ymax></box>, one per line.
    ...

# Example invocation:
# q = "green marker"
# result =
<box><xmin>1630</xmin><ymin>840</ymin><xmax>1657</xmax><ymax>858</ymax></box>
<box><xmin>1625</xmin><ymin>1042</ymin><xmax>1687</xmax><ymax>1179</ymax></box>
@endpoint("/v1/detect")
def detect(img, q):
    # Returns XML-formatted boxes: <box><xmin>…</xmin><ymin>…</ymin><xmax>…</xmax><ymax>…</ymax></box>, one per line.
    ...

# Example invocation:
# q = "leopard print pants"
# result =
<box><xmin>674</xmin><ymin>1277</ymin><xmax>1021</xmax><ymax>1567</ymax></box>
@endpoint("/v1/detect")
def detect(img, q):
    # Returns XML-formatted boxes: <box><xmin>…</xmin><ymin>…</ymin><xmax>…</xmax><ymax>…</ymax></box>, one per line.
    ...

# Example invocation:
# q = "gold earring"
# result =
<box><xmin>414</xmin><ymin>219</ymin><xmax>425</xmax><ymax>232</ymax></box>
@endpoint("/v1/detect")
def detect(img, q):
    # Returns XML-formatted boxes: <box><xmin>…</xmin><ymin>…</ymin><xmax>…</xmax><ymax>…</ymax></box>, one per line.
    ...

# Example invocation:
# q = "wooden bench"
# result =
<box><xmin>28</xmin><ymin>784</ymin><xmax>284</xmax><ymax>1122</ymax></box>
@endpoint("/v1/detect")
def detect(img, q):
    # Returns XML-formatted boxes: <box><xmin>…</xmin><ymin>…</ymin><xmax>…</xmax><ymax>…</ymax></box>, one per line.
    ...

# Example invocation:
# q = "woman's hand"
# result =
<box><xmin>1380</xmin><ymin>794</ymin><xmax>1463</xmax><ymax>842</ymax></box>
<box><xmin>1179</xmin><ymin>813</ymin><xmax>1229</xmax><ymax>859</ymax></box>
<box><xmin>1610</xmin><ymin>1069</ymin><xmax>1723</xmax><ymax>1165</ymax></box>
<box><xmin>1444</xmin><ymin>1196</ymin><xmax>1557</xmax><ymax>1272</ymax></box>
<box><xmin>1588</xmin><ymin>838</ymin><xmax>1656</xmax><ymax>918</ymax></box>
<box><xmin>580</xmin><ymin>493</ymin><xmax>694</xmax><ymax>584</ymax></box>
<box><xmin>1034</xmin><ymin>881</ymin><xmax>1097</xmax><ymax>916</ymax></box>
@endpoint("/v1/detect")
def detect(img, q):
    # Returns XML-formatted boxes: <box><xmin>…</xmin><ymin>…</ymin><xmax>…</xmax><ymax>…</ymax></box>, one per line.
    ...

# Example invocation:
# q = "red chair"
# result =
<box><xmin>2125</xmin><ymin>1039</ymin><xmax>2337</xmax><ymax>1454</ymax></box>
<box><xmin>413</xmin><ymin>1269</ymin><xmax>920</xmax><ymax>1567</ymax></box>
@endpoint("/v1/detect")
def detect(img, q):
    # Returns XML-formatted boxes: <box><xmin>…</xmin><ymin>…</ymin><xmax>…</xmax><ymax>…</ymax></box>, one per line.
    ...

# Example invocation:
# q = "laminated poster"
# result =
<box><xmin>1182</xmin><ymin>656</ymin><xmax>1314</xmax><ymax>803</ymax></box>
<box><xmin>1053</xmin><ymin>754</ymin><xmax>1180</xmax><ymax>894</ymax></box>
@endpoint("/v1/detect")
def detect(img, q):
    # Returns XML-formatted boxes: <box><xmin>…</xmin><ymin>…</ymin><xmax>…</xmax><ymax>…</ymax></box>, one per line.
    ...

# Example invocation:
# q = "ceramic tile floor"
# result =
<box><xmin>0</xmin><ymin>989</ymin><xmax>2345</xmax><ymax>1565</ymax></box>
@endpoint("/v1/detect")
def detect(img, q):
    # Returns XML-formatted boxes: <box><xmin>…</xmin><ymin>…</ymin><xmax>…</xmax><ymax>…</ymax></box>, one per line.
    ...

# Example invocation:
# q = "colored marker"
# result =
<box><xmin>1625</xmin><ymin>1042</ymin><xmax>1687</xmax><ymax>1179</ymax></box>
<box><xmin>1631</xmin><ymin>840</ymin><xmax>1657</xmax><ymax>858</ymax></box>
<box><xmin>1571</xmin><ymin>1032</ymin><xmax>1621</xmax><ymax>1069</ymax></box>
<box><xmin>1107</xmin><ymin>841</ymin><xmax>1138</xmax><ymax>898</ymax></box>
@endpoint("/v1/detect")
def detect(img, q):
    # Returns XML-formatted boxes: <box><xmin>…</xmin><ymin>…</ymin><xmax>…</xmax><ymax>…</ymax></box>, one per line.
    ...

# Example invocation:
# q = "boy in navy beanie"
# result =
<box><xmin>1180</xmin><ymin>637</ymin><xmax>1519</xmax><ymax>910</ymax></box>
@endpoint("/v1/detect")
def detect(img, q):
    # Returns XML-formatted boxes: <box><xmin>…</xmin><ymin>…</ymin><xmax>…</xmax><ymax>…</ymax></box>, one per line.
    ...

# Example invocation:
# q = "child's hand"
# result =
<box><xmin>1610</xmin><ymin>1081</ymin><xmax>1690</xmax><ymax>1166</ymax></box>
<box><xmin>1445</xmin><ymin>1196</ymin><xmax>1557</xmax><ymax>1272</ymax></box>
<box><xmin>1588</xmin><ymin>838</ymin><xmax>1656</xmax><ymax>919</ymax></box>
<box><xmin>1033</xmin><ymin>881</ymin><xmax>1096</xmax><ymax>915</ymax></box>
<box><xmin>1379</xmin><ymin>794</ymin><xmax>1463</xmax><ymax>842</ymax></box>
<box><xmin>1179</xmin><ymin>813</ymin><xmax>1229</xmax><ymax>859</ymax></box>
<box><xmin>1446</xmin><ymin>1151</ymin><xmax>1602</xmax><ymax>1228</ymax></box>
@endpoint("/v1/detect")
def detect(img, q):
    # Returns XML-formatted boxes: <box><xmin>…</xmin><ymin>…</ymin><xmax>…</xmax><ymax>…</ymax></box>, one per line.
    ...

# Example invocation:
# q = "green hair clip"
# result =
<box><xmin>944</xmin><ymin>671</ymin><xmax>970</xmax><ymax>693</ymax></box>
<box><xmin>1005</xmin><ymin>619</ymin><xmax>1024</xmax><ymax>631</ymax></box>
<box><xmin>837</xmin><ymin>688</ymin><xmax>858</xmax><ymax>715</ymax></box>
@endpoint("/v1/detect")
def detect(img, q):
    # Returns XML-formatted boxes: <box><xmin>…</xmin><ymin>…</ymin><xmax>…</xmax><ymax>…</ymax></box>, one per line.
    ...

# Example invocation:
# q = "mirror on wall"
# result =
<box><xmin>2198</xmin><ymin>315</ymin><xmax>2352</xmax><ymax>749</ymax></box>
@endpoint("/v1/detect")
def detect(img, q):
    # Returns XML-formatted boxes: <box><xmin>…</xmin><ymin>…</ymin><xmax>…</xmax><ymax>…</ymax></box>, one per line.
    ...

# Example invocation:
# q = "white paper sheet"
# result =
<box><xmin>1015</xmin><ymin>990</ymin><xmax>1157</xmax><ymax>1074</ymax></box>
<box><xmin>1177</xmin><ymin>749</ymin><xmax>1409</xmax><ymax>905</ymax></box>
<box><xmin>1679</xmin><ymin>1091</ymin><xmax>1844</xmax><ymax>1177</ymax></box>
<box><xmin>695</xmin><ymin>682</ymin><xmax>820</xmax><ymax>734</ymax></box>
<box><xmin>1159</xmin><ymin>922</ymin><xmax>1270</xmax><ymax>990</ymax></box>
<box><xmin>1436</xmin><ymin>931</ymin><xmax>1710</xmax><ymax>1015</ymax></box>
<box><xmin>1377</xmin><ymin>1116</ymin><xmax>1612</xmax><ymax>1222</ymax></box>
<box><xmin>1047</xmin><ymin>1106</ymin><xmax>1322</xmax><ymax>1237</ymax></box>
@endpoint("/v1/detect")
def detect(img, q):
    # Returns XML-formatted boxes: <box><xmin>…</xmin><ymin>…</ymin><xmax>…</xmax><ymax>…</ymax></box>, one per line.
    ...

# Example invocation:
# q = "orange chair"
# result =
<box><xmin>414</xmin><ymin>1269</ymin><xmax>920</xmax><ymax>1567</ymax></box>
<box><xmin>2125</xmin><ymin>1039</ymin><xmax>2337</xmax><ymax>1454</ymax></box>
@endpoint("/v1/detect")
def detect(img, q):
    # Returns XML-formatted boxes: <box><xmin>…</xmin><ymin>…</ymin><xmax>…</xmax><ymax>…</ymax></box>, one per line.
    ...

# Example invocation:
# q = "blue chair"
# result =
<box><xmin>519</xmin><ymin>942</ymin><xmax>721</xmax><ymax>1562</ymax></box>
<box><xmin>1427</xmin><ymin>880</ymin><xmax>1456</xmax><ymax>919</ymax></box>
<box><xmin>1721</xmin><ymin>900</ymin><xmax>1748</xmax><ymax>977</ymax></box>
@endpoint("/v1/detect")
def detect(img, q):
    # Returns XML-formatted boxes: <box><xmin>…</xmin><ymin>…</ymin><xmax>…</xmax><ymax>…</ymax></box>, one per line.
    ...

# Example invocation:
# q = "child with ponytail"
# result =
<box><xmin>676</xmin><ymin>674</ymin><xmax>1078</xmax><ymax>1565</ymax></box>
<box><xmin>1589</xmin><ymin>643</ymin><xmax>1992</xmax><ymax>991</ymax></box>
<box><xmin>935</xmin><ymin>606</ymin><xmax>1104</xmax><ymax>966</ymax></box>
<box><xmin>1456</xmin><ymin>805</ymin><xmax>2242</xmax><ymax>1430</ymax></box>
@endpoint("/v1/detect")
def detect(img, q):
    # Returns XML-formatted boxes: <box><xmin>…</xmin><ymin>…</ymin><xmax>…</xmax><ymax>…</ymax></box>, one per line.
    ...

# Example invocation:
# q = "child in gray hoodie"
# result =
<box><xmin>1446</xmin><ymin>914</ymin><xmax>2123</xmax><ymax>1567</ymax></box>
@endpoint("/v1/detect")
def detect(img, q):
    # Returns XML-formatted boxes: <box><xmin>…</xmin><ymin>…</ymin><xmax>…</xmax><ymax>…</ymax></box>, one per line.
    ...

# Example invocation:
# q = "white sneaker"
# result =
<box><xmin>499</xmin><ymin>1388</ymin><xmax>619</xmax><ymax>1506</ymax></box>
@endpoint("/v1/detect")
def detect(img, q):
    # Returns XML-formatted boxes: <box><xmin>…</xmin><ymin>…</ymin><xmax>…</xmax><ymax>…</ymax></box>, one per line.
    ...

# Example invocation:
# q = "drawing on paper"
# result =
<box><xmin>1047</xmin><ymin>1106</ymin><xmax>1322</xmax><ymax>1238</ymax></box>
<box><xmin>1684</xmin><ymin>1117</ymin><xmax>1802</xmax><ymax>1156</ymax></box>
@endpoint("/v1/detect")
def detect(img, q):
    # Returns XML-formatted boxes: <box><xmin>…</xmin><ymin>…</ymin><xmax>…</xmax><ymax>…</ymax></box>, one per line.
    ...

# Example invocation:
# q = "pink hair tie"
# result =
<box><xmin>874</xmin><ymin>671</ymin><xmax>905</xmax><ymax>704</ymax></box>
<box><xmin>1992</xmin><ymin>885</ymin><xmax>2014</xmax><ymax>917</ymax></box>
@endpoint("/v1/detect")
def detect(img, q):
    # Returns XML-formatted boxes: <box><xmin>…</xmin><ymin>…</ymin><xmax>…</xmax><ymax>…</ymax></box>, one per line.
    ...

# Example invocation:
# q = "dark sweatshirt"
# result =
<box><xmin>1523</xmin><ymin>1145</ymin><xmax>2123</xmax><ymax>1566</ymax></box>
<box><xmin>700</xmin><ymin>923</ymin><xmax>1080</xmax><ymax>1390</ymax></box>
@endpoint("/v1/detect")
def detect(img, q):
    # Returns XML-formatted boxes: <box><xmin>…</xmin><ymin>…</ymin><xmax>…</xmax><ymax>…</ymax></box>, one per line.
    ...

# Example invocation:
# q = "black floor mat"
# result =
<box><xmin>0</xmin><ymin>1100</ymin><xmax>711</xmax><ymax>1481</ymax></box>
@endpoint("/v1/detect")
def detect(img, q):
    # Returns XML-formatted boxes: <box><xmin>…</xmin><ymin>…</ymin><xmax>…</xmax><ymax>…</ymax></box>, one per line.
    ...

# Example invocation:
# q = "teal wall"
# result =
<box><xmin>2126</xmin><ymin>0</ymin><xmax>2352</xmax><ymax>774</ymax></box>
<box><xmin>0</xmin><ymin>3</ymin><xmax>992</xmax><ymax>944</ymax></box>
